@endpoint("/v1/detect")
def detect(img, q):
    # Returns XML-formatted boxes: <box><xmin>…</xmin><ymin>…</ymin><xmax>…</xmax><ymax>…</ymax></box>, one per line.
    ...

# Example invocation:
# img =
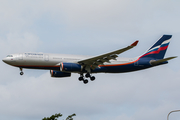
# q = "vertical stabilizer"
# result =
<box><xmin>140</xmin><ymin>35</ymin><xmax>172</xmax><ymax>59</ymax></box>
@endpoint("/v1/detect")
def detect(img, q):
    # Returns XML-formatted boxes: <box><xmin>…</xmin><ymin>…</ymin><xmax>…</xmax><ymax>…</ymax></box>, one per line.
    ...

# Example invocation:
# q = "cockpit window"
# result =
<box><xmin>6</xmin><ymin>55</ymin><xmax>13</xmax><ymax>57</ymax></box>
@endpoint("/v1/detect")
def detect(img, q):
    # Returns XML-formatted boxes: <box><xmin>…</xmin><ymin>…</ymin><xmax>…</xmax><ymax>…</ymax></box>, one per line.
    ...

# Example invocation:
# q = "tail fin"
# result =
<box><xmin>140</xmin><ymin>35</ymin><xmax>172</xmax><ymax>59</ymax></box>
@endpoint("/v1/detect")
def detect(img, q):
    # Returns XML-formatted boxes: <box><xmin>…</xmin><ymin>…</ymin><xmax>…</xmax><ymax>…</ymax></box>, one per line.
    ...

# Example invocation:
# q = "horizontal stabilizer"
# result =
<box><xmin>150</xmin><ymin>56</ymin><xmax>177</xmax><ymax>65</ymax></box>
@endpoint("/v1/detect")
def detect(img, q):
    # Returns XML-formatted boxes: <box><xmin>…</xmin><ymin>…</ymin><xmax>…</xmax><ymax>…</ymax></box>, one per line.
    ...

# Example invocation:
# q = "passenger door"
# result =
<box><xmin>19</xmin><ymin>54</ymin><xmax>23</xmax><ymax>60</ymax></box>
<box><xmin>44</xmin><ymin>54</ymin><xmax>49</xmax><ymax>61</ymax></box>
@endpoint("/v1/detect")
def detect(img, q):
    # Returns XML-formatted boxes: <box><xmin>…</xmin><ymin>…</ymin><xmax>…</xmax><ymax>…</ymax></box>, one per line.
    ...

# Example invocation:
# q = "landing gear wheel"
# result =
<box><xmin>20</xmin><ymin>72</ymin><xmax>24</xmax><ymax>75</ymax></box>
<box><xmin>85</xmin><ymin>73</ymin><xmax>90</xmax><ymax>78</ymax></box>
<box><xmin>83</xmin><ymin>79</ymin><xmax>88</xmax><ymax>84</ymax></box>
<box><xmin>78</xmin><ymin>77</ymin><xmax>84</xmax><ymax>81</ymax></box>
<box><xmin>90</xmin><ymin>76</ymin><xmax>95</xmax><ymax>81</ymax></box>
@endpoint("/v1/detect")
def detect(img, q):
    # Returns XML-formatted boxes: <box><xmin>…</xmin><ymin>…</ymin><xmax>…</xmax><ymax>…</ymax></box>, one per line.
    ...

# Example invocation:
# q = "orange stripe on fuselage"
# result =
<box><xmin>99</xmin><ymin>59</ymin><xmax>139</xmax><ymax>67</ymax></box>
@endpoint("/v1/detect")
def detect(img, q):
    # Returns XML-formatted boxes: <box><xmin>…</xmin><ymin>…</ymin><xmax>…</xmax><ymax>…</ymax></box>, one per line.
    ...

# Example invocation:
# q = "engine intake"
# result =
<box><xmin>60</xmin><ymin>62</ymin><xmax>82</xmax><ymax>72</ymax></box>
<box><xmin>50</xmin><ymin>70</ymin><xmax>71</xmax><ymax>77</ymax></box>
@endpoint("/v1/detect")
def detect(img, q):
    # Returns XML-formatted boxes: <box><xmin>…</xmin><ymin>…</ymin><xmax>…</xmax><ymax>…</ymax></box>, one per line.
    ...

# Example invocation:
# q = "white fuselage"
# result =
<box><xmin>2</xmin><ymin>53</ymin><xmax>134</xmax><ymax>72</ymax></box>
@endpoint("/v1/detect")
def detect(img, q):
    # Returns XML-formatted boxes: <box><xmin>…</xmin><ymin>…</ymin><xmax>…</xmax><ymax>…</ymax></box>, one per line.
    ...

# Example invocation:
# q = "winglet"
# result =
<box><xmin>130</xmin><ymin>40</ymin><xmax>139</xmax><ymax>46</ymax></box>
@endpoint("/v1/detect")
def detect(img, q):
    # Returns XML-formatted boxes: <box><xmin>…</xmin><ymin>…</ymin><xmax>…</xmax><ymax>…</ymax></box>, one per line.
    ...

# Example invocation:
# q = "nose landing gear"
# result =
<box><xmin>19</xmin><ymin>68</ymin><xmax>24</xmax><ymax>75</ymax></box>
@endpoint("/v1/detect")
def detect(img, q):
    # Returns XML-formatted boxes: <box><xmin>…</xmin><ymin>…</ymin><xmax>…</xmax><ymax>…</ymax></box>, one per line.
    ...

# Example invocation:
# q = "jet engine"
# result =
<box><xmin>60</xmin><ymin>62</ymin><xmax>83</xmax><ymax>72</ymax></box>
<box><xmin>50</xmin><ymin>70</ymin><xmax>71</xmax><ymax>77</ymax></box>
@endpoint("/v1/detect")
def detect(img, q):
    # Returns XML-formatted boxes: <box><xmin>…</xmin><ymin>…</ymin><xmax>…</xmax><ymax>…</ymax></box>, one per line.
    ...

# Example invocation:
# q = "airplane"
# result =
<box><xmin>2</xmin><ymin>35</ymin><xmax>177</xmax><ymax>84</ymax></box>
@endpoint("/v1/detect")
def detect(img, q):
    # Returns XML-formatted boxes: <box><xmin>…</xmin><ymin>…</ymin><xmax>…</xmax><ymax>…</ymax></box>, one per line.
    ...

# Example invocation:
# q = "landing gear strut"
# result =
<box><xmin>19</xmin><ymin>68</ymin><xmax>24</xmax><ymax>75</ymax></box>
<box><xmin>78</xmin><ymin>73</ymin><xmax>96</xmax><ymax>84</ymax></box>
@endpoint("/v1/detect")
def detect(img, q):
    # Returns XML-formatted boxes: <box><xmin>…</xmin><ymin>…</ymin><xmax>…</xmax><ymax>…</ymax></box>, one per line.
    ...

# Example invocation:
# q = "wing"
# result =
<box><xmin>78</xmin><ymin>40</ymin><xmax>139</xmax><ymax>70</ymax></box>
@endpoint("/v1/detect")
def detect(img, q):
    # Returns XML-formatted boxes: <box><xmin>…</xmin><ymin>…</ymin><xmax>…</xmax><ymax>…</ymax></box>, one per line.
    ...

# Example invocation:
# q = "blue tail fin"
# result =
<box><xmin>140</xmin><ymin>35</ymin><xmax>172</xmax><ymax>59</ymax></box>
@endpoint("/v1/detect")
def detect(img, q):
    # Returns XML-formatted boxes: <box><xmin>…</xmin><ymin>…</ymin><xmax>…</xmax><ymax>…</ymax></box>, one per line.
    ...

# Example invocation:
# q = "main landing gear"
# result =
<box><xmin>78</xmin><ymin>73</ymin><xmax>95</xmax><ymax>84</ymax></box>
<box><xmin>19</xmin><ymin>68</ymin><xmax>24</xmax><ymax>75</ymax></box>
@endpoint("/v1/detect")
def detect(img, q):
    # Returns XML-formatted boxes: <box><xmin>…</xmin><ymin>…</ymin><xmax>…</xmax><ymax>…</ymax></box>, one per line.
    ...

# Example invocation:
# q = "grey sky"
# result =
<box><xmin>0</xmin><ymin>0</ymin><xmax>180</xmax><ymax>120</ymax></box>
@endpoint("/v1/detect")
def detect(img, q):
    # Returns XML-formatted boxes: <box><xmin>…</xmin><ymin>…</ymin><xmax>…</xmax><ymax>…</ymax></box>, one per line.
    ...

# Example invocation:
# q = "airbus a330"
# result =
<box><xmin>2</xmin><ymin>35</ymin><xmax>177</xmax><ymax>84</ymax></box>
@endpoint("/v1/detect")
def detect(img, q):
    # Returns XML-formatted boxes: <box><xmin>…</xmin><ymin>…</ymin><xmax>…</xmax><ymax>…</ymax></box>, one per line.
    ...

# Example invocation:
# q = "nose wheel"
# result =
<box><xmin>78</xmin><ymin>73</ymin><xmax>95</xmax><ymax>84</ymax></box>
<box><xmin>20</xmin><ymin>72</ymin><xmax>24</xmax><ymax>75</ymax></box>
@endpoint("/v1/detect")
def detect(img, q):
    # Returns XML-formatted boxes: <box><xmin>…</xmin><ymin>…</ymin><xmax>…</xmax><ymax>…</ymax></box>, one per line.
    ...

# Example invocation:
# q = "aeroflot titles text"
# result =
<box><xmin>25</xmin><ymin>53</ymin><xmax>43</xmax><ymax>58</ymax></box>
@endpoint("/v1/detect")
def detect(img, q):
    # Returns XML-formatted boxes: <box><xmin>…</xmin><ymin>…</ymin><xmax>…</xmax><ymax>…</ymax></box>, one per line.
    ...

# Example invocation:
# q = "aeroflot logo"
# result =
<box><xmin>25</xmin><ymin>53</ymin><xmax>43</xmax><ymax>56</ymax></box>
<box><xmin>25</xmin><ymin>53</ymin><xmax>43</xmax><ymax>58</ymax></box>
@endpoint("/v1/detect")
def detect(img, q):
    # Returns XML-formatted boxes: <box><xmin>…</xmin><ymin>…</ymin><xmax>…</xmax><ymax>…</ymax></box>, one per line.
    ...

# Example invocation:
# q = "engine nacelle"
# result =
<box><xmin>60</xmin><ymin>62</ymin><xmax>82</xmax><ymax>72</ymax></box>
<box><xmin>50</xmin><ymin>70</ymin><xmax>71</xmax><ymax>77</ymax></box>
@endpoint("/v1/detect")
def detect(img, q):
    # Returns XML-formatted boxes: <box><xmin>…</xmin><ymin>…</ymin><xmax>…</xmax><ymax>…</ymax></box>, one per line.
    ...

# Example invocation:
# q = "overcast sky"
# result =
<box><xmin>0</xmin><ymin>0</ymin><xmax>180</xmax><ymax>120</ymax></box>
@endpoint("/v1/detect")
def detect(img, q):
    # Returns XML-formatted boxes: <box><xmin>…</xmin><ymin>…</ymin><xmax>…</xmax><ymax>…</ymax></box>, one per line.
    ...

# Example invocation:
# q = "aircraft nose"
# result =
<box><xmin>2</xmin><ymin>56</ymin><xmax>16</xmax><ymax>65</ymax></box>
<box><xmin>2</xmin><ymin>58</ymin><xmax>7</xmax><ymax>63</ymax></box>
<box><xmin>2</xmin><ymin>58</ymin><xmax>10</xmax><ymax>64</ymax></box>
